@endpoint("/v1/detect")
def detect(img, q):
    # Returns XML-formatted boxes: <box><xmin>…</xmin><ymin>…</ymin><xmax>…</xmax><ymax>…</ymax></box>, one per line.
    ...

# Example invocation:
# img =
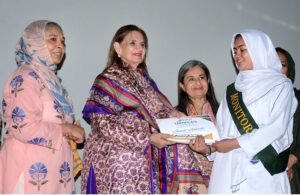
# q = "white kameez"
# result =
<box><xmin>208</xmin><ymin>29</ymin><xmax>298</xmax><ymax>194</ymax></box>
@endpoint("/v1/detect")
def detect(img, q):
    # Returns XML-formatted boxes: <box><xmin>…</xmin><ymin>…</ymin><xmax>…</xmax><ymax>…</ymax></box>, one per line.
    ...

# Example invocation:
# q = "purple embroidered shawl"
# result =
<box><xmin>81</xmin><ymin>64</ymin><xmax>173</xmax><ymax>194</ymax></box>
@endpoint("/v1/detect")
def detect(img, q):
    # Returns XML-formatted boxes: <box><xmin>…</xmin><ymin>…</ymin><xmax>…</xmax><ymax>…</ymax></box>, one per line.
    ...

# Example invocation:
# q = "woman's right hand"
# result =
<box><xmin>168</xmin><ymin>110</ymin><xmax>186</xmax><ymax>118</ymax></box>
<box><xmin>150</xmin><ymin>133</ymin><xmax>175</xmax><ymax>149</ymax></box>
<box><xmin>62</xmin><ymin>120</ymin><xmax>85</xmax><ymax>143</ymax></box>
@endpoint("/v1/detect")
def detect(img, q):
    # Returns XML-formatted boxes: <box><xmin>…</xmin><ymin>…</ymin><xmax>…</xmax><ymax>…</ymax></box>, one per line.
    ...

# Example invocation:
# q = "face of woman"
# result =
<box><xmin>44</xmin><ymin>26</ymin><xmax>65</xmax><ymax>65</ymax></box>
<box><xmin>233</xmin><ymin>36</ymin><xmax>253</xmax><ymax>71</ymax></box>
<box><xmin>277</xmin><ymin>52</ymin><xmax>288</xmax><ymax>76</ymax></box>
<box><xmin>180</xmin><ymin>66</ymin><xmax>208</xmax><ymax>101</ymax></box>
<box><xmin>114</xmin><ymin>31</ymin><xmax>146</xmax><ymax>69</ymax></box>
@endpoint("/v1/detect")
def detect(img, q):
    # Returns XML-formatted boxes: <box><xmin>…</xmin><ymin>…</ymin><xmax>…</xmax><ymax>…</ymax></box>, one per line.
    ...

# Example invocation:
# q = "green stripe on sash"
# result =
<box><xmin>226</xmin><ymin>83</ymin><xmax>289</xmax><ymax>175</ymax></box>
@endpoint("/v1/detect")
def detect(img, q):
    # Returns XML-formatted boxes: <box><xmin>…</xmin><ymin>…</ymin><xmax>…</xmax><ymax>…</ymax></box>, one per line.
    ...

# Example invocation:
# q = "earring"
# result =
<box><xmin>117</xmin><ymin>53</ymin><xmax>120</xmax><ymax>58</ymax></box>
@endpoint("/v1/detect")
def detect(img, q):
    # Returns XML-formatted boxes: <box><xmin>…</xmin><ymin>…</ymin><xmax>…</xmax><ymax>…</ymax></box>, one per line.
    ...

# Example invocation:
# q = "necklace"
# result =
<box><xmin>191</xmin><ymin>100</ymin><xmax>207</xmax><ymax>115</ymax></box>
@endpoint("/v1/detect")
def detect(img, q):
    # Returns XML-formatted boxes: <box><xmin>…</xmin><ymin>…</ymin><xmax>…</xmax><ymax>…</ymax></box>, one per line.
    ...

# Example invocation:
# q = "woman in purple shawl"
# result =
<box><xmin>81</xmin><ymin>24</ymin><xmax>181</xmax><ymax>194</ymax></box>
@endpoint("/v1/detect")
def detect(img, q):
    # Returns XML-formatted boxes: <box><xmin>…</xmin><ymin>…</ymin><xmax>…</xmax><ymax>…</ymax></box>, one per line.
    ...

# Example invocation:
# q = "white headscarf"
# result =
<box><xmin>228</xmin><ymin>29</ymin><xmax>296</xmax><ymax>192</ymax></box>
<box><xmin>231</xmin><ymin>29</ymin><xmax>290</xmax><ymax>105</ymax></box>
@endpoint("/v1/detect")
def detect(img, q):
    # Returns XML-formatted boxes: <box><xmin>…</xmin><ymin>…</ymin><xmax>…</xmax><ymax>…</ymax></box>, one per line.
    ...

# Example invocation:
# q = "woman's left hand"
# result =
<box><xmin>287</xmin><ymin>154</ymin><xmax>298</xmax><ymax>181</ymax></box>
<box><xmin>212</xmin><ymin>138</ymin><xmax>240</xmax><ymax>153</ymax></box>
<box><xmin>62</xmin><ymin>120</ymin><xmax>85</xmax><ymax>143</ymax></box>
<box><xmin>288</xmin><ymin>167</ymin><xmax>294</xmax><ymax>181</ymax></box>
<box><xmin>189</xmin><ymin>135</ymin><xmax>209</xmax><ymax>154</ymax></box>
<box><xmin>168</xmin><ymin>110</ymin><xmax>186</xmax><ymax>118</ymax></box>
<box><xmin>150</xmin><ymin>133</ymin><xmax>175</xmax><ymax>149</ymax></box>
<box><xmin>287</xmin><ymin>154</ymin><xmax>298</xmax><ymax>169</ymax></box>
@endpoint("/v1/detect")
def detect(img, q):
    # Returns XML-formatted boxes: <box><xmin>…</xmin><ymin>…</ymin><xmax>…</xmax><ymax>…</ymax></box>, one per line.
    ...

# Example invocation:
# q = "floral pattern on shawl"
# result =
<box><xmin>11</xmin><ymin>106</ymin><xmax>27</xmax><ymax>132</ymax></box>
<box><xmin>27</xmin><ymin>137</ymin><xmax>47</xmax><ymax>146</ymax></box>
<box><xmin>81</xmin><ymin>64</ymin><xmax>173</xmax><ymax>194</ymax></box>
<box><xmin>2</xmin><ymin>99</ymin><xmax>7</xmax><ymax>114</ymax></box>
<box><xmin>186</xmin><ymin>102</ymin><xmax>215</xmax><ymax>176</ymax></box>
<box><xmin>29</xmin><ymin>162</ymin><xmax>48</xmax><ymax>191</ymax></box>
<box><xmin>163</xmin><ymin>102</ymin><xmax>216</xmax><ymax>194</ymax></box>
<box><xmin>54</xmin><ymin>100</ymin><xmax>64</xmax><ymax>122</ymax></box>
<box><xmin>10</xmin><ymin>75</ymin><xmax>24</xmax><ymax>97</ymax></box>
<box><xmin>59</xmin><ymin>162</ymin><xmax>71</xmax><ymax>188</ymax></box>
<box><xmin>28</xmin><ymin>71</ymin><xmax>46</xmax><ymax>91</ymax></box>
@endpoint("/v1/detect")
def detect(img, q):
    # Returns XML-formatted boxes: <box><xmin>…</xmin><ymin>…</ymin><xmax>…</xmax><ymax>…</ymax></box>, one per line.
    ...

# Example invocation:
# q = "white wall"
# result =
<box><xmin>0</xmin><ymin>0</ymin><xmax>299</xmax><ymax>192</ymax></box>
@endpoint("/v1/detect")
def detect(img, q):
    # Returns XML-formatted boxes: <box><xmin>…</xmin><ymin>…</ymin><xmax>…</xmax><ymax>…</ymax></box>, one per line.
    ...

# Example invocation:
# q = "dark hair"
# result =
<box><xmin>235</xmin><ymin>34</ymin><xmax>242</xmax><ymax>41</ymax></box>
<box><xmin>105</xmin><ymin>24</ymin><xmax>151</xmax><ymax>78</ymax></box>
<box><xmin>45</xmin><ymin>22</ymin><xmax>63</xmax><ymax>32</ymax></box>
<box><xmin>275</xmin><ymin>47</ymin><xmax>295</xmax><ymax>83</ymax></box>
<box><xmin>177</xmin><ymin>60</ymin><xmax>219</xmax><ymax>116</ymax></box>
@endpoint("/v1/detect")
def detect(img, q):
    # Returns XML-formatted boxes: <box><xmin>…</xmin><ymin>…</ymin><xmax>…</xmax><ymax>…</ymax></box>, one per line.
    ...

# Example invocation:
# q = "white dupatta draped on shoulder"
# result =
<box><xmin>208</xmin><ymin>29</ymin><xmax>298</xmax><ymax>194</ymax></box>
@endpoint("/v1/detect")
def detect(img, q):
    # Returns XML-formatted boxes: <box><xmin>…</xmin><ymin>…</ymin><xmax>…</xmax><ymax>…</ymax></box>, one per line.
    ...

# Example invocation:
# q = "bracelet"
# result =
<box><xmin>205</xmin><ymin>145</ymin><xmax>211</xmax><ymax>156</ymax></box>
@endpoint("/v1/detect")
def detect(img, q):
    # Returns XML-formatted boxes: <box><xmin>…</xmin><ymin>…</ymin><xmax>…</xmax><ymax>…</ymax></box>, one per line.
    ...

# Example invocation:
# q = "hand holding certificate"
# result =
<box><xmin>156</xmin><ymin>115</ymin><xmax>219</xmax><ymax>144</ymax></box>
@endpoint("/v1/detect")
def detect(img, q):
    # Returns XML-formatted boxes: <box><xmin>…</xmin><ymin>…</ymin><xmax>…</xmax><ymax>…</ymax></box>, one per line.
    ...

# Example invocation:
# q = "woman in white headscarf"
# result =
<box><xmin>189</xmin><ymin>29</ymin><xmax>298</xmax><ymax>193</ymax></box>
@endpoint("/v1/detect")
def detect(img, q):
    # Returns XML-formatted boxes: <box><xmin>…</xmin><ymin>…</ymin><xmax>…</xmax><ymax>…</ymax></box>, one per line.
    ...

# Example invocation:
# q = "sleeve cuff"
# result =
<box><xmin>237</xmin><ymin>134</ymin><xmax>256</xmax><ymax>159</ymax></box>
<box><xmin>207</xmin><ymin>151</ymin><xmax>216</xmax><ymax>161</ymax></box>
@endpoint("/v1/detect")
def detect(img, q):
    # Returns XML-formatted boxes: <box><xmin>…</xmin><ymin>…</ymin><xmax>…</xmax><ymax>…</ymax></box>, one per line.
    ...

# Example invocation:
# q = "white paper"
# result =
<box><xmin>156</xmin><ymin>115</ymin><xmax>219</xmax><ymax>144</ymax></box>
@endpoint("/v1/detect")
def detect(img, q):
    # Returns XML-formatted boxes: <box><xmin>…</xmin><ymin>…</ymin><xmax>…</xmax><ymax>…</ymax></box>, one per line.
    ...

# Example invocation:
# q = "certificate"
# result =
<box><xmin>156</xmin><ymin>115</ymin><xmax>219</xmax><ymax>144</ymax></box>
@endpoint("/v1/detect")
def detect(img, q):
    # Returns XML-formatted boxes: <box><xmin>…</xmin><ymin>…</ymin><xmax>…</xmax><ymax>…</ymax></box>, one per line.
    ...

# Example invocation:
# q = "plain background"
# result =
<box><xmin>0</xmin><ymin>0</ymin><xmax>300</xmax><ymax>193</ymax></box>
